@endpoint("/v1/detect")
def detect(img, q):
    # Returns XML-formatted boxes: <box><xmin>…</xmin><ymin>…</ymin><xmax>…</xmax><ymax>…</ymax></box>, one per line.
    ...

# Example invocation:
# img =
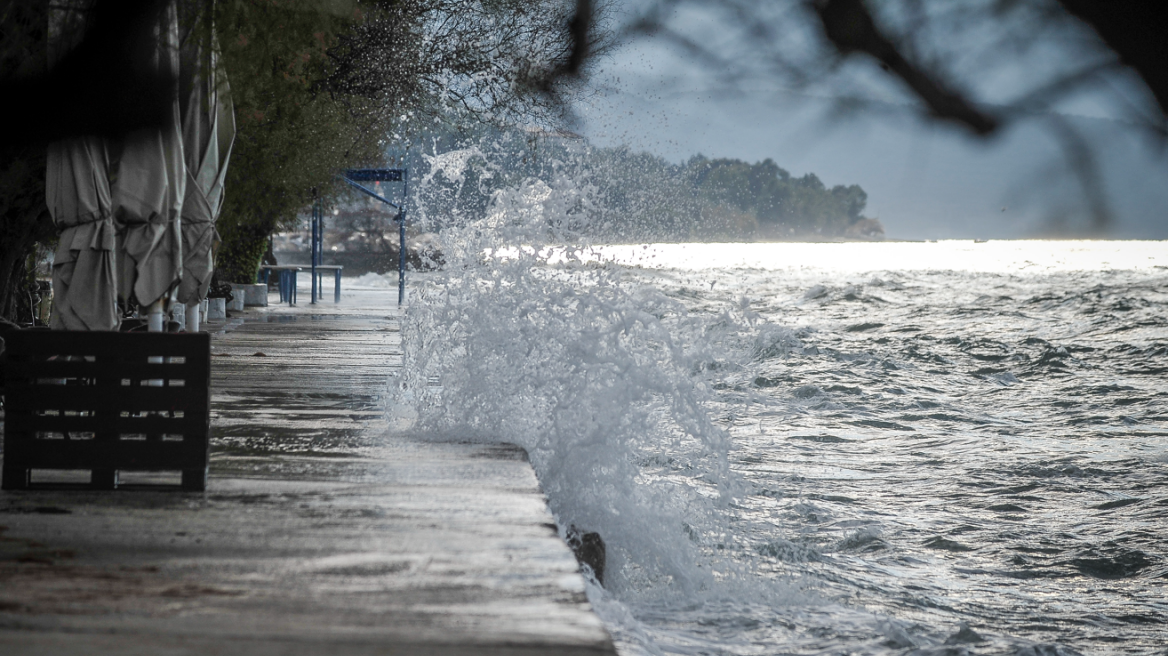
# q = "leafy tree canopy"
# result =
<box><xmin>213</xmin><ymin>0</ymin><xmax>588</xmax><ymax>282</ymax></box>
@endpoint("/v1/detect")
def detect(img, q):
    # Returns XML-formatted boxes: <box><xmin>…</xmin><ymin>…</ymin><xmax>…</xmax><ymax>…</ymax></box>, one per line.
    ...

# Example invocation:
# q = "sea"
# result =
<box><xmin>386</xmin><ymin>198</ymin><xmax>1168</xmax><ymax>655</ymax></box>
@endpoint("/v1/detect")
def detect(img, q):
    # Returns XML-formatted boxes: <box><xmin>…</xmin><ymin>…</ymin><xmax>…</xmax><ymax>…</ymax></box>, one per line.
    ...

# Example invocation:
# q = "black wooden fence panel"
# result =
<box><xmin>2</xmin><ymin>331</ymin><xmax>211</xmax><ymax>490</ymax></box>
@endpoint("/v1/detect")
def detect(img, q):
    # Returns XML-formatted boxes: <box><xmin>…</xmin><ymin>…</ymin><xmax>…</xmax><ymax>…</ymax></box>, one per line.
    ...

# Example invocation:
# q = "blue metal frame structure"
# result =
<box><xmin>341</xmin><ymin>169</ymin><xmax>409</xmax><ymax>305</ymax></box>
<box><xmin>310</xmin><ymin>196</ymin><xmax>323</xmax><ymax>303</ymax></box>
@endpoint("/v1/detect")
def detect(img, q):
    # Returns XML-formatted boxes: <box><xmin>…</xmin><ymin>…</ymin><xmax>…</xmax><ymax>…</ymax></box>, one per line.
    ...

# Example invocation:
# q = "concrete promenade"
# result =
<box><xmin>0</xmin><ymin>284</ymin><xmax>616</xmax><ymax>655</ymax></box>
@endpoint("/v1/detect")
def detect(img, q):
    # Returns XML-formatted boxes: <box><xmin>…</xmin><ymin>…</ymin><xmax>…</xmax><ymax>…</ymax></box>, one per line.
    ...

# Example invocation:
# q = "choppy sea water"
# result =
<box><xmin>391</xmin><ymin>239</ymin><xmax>1168</xmax><ymax>656</ymax></box>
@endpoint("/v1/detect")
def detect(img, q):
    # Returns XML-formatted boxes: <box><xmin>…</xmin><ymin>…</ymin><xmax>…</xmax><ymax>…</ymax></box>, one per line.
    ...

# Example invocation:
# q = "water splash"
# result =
<box><xmin>393</xmin><ymin>177</ymin><xmax>747</xmax><ymax>600</ymax></box>
<box><xmin>387</xmin><ymin>143</ymin><xmax>1168</xmax><ymax>654</ymax></box>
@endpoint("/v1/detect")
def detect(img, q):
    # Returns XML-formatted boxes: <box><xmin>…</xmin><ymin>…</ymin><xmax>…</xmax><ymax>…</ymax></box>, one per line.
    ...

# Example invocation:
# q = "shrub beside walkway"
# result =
<box><xmin>0</xmin><ymin>302</ymin><xmax>615</xmax><ymax>655</ymax></box>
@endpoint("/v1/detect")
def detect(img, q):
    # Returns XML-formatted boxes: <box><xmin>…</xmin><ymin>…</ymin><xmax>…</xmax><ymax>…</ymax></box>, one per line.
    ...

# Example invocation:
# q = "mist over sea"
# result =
<box><xmin>385</xmin><ymin>223</ymin><xmax>1168</xmax><ymax>654</ymax></box>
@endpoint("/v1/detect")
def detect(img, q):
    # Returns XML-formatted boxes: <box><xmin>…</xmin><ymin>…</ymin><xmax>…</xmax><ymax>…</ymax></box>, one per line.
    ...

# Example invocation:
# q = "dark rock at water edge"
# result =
<box><xmin>567</xmin><ymin>525</ymin><xmax>606</xmax><ymax>586</ymax></box>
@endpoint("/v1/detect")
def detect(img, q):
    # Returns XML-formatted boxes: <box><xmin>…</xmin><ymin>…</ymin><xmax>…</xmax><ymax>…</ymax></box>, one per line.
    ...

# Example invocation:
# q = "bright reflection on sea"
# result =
<box><xmin>592</xmin><ymin>240</ymin><xmax>1168</xmax><ymax>273</ymax></box>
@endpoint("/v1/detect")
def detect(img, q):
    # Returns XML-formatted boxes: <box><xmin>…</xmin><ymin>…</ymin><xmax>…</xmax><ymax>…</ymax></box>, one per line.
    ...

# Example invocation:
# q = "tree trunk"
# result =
<box><xmin>0</xmin><ymin>246</ymin><xmax>25</xmax><ymax>324</ymax></box>
<box><xmin>0</xmin><ymin>231</ymin><xmax>43</xmax><ymax>326</ymax></box>
<box><xmin>0</xmin><ymin>147</ymin><xmax>52</xmax><ymax>324</ymax></box>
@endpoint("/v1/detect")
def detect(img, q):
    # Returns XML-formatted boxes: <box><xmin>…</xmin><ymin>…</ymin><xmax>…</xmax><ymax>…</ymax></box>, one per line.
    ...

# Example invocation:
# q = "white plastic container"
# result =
<box><xmin>170</xmin><ymin>302</ymin><xmax>185</xmax><ymax>327</ymax></box>
<box><xmin>242</xmin><ymin>283</ymin><xmax>268</xmax><ymax>307</ymax></box>
<box><xmin>206</xmin><ymin>297</ymin><xmax>226</xmax><ymax>321</ymax></box>
<box><xmin>227</xmin><ymin>286</ymin><xmax>245</xmax><ymax>311</ymax></box>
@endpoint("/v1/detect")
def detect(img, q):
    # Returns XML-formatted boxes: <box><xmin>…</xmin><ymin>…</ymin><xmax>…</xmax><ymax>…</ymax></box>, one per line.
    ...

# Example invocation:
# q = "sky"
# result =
<box><xmin>569</xmin><ymin>5</ymin><xmax>1168</xmax><ymax>241</ymax></box>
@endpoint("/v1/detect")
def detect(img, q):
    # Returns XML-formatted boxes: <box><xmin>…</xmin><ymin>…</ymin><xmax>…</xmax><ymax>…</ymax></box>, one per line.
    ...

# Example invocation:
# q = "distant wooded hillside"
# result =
<box><xmin>401</xmin><ymin>130</ymin><xmax>883</xmax><ymax>242</ymax></box>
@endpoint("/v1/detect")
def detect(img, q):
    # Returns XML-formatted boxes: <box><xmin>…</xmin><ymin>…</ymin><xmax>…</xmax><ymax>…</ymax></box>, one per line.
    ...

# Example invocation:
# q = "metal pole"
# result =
<box><xmin>311</xmin><ymin>195</ymin><xmax>319</xmax><ymax>304</ymax></box>
<box><xmin>398</xmin><ymin>169</ymin><xmax>407</xmax><ymax>306</ymax></box>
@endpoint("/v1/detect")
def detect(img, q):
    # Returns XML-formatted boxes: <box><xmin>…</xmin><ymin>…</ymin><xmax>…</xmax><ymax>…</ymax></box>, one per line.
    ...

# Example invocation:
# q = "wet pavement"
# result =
<box><xmin>0</xmin><ymin>288</ymin><xmax>615</xmax><ymax>655</ymax></box>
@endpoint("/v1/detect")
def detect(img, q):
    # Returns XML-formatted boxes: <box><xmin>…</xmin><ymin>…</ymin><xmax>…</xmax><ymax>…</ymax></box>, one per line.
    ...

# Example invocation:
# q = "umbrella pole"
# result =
<box><xmin>147</xmin><ymin>300</ymin><xmax>166</xmax><ymax>332</ymax></box>
<box><xmin>186</xmin><ymin>301</ymin><xmax>201</xmax><ymax>332</ymax></box>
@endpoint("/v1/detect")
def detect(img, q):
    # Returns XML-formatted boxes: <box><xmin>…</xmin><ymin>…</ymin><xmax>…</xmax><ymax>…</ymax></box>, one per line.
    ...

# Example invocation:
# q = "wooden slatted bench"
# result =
<box><xmin>1</xmin><ymin>330</ymin><xmax>211</xmax><ymax>491</ymax></box>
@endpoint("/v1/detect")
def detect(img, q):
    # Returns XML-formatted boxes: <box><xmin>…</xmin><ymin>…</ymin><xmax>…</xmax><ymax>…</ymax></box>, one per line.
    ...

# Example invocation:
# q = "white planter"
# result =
<box><xmin>241</xmin><ymin>283</ymin><xmax>268</xmax><ymax>307</ymax></box>
<box><xmin>206</xmin><ymin>297</ymin><xmax>226</xmax><ymax>321</ymax></box>
<box><xmin>227</xmin><ymin>285</ymin><xmax>245</xmax><ymax>311</ymax></box>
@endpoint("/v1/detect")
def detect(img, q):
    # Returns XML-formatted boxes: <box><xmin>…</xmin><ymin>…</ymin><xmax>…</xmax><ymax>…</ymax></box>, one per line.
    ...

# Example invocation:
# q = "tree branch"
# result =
<box><xmin>810</xmin><ymin>0</ymin><xmax>997</xmax><ymax>135</ymax></box>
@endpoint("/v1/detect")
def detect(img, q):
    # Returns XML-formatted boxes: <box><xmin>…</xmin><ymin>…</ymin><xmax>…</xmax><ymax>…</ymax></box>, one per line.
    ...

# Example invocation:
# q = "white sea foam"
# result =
<box><xmin>350</xmin><ymin>272</ymin><xmax>395</xmax><ymax>288</ymax></box>
<box><xmin>394</xmin><ymin>181</ymin><xmax>746</xmax><ymax>595</ymax></box>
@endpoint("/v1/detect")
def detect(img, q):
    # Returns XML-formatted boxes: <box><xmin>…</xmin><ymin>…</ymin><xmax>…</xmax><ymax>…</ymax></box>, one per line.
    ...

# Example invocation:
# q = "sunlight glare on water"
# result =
<box><xmin>592</xmin><ymin>240</ymin><xmax>1168</xmax><ymax>273</ymax></box>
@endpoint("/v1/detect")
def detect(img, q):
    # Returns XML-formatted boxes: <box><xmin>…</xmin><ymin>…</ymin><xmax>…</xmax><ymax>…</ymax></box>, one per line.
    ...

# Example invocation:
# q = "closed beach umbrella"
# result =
<box><xmin>46</xmin><ymin>3</ymin><xmax>117</xmax><ymax>331</ymax></box>
<box><xmin>112</xmin><ymin>2</ymin><xmax>185</xmax><ymax>314</ymax></box>
<box><xmin>176</xmin><ymin>26</ymin><xmax>234</xmax><ymax>309</ymax></box>
<box><xmin>47</xmin><ymin>137</ymin><xmax>119</xmax><ymax>331</ymax></box>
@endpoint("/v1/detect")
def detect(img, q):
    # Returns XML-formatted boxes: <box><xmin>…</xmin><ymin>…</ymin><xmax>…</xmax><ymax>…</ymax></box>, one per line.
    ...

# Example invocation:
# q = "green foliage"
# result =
<box><xmin>687</xmin><ymin>156</ymin><xmax>869</xmax><ymax>237</ymax></box>
<box><xmin>0</xmin><ymin>147</ymin><xmax>54</xmax><ymax>323</ymax></box>
<box><xmin>211</xmin><ymin>0</ymin><xmax>580</xmax><ymax>282</ymax></box>
<box><xmin>215</xmin><ymin>217</ymin><xmax>271</xmax><ymax>285</ymax></box>
<box><xmin>212</xmin><ymin>0</ymin><xmax>383</xmax><ymax>282</ymax></box>
<box><xmin>0</xmin><ymin>3</ymin><xmax>52</xmax><ymax>323</ymax></box>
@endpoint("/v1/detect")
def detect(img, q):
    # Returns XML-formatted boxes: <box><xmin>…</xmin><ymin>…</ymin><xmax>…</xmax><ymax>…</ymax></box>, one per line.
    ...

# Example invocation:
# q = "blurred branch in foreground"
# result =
<box><xmin>553</xmin><ymin>0</ymin><xmax>1168</xmax><ymax>232</ymax></box>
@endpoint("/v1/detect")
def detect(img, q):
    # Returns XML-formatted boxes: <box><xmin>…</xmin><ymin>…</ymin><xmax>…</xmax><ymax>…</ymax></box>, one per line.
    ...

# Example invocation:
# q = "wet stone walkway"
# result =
<box><xmin>0</xmin><ymin>309</ymin><xmax>615</xmax><ymax>655</ymax></box>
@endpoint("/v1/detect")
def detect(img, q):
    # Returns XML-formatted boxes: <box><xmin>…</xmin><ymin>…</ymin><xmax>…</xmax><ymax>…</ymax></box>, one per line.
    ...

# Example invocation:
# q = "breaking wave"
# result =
<box><xmin>387</xmin><ymin>166</ymin><xmax>1168</xmax><ymax>654</ymax></box>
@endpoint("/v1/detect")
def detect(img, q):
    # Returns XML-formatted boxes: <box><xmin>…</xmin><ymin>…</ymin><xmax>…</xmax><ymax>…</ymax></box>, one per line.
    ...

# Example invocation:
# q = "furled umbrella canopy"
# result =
<box><xmin>46</xmin><ymin>3</ymin><xmax>118</xmax><ymax>331</ymax></box>
<box><xmin>176</xmin><ymin>23</ymin><xmax>234</xmax><ymax>307</ymax></box>
<box><xmin>47</xmin><ymin>137</ymin><xmax>119</xmax><ymax>331</ymax></box>
<box><xmin>111</xmin><ymin>1</ymin><xmax>186</xmax><ymax>313</ymax></box>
